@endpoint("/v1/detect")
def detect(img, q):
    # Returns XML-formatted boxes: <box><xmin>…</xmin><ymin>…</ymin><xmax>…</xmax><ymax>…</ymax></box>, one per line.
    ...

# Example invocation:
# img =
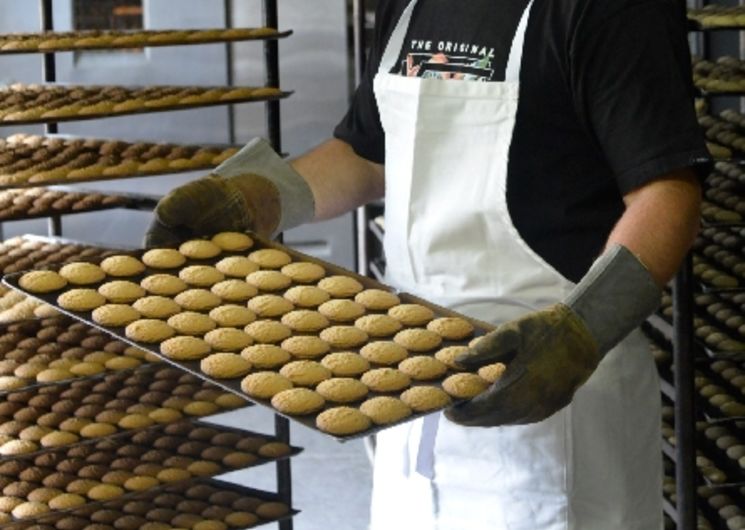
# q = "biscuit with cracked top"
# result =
<box><xmin>354</xmin><ymin>289</ymin><xmax>400</xmax><ymax>310</ymax></box>
<box><xmin>280</xmin><ymin>310</ymin><xmax>329</xmax><ymax>333</ymax></box>
<box><xmin>178</xmin><ymin>240</ymin><xmax>221</xmax><ymax>260</ymax></box>
<box><xmin>132</xmin><ymin>296</ymin><xmax>181</xmax><ymax>319</ymax></box>
<box><xmin>240</xmin><ymin>344</ymin><xmax>290</xmax><ymax>369</ymax></box>
<box><xmin>210</xmin><ymin>279</ymin><xmax>257</xmax><ymax>302</ymax></box>
<box><xmin>280</xmin><ymin>261</ymin><xmax>325</xmax><ymax>283</ymax></box>
<box><xmin>125</xmin><ymin>319</ymin><xmax>175</xmax><ymax>343</ymax></box>
<box><xmin>204</xmin><ymin>328</ymin><xmax>253</xmax><ymax>351</ymax></box>
<box><xmin>160</xmin><ymin>336</ymin><xmax>211</xmax><ymax>360</ymax></box>
<box><xmin>141</xmin><ymin>248</ymin><xmax>186</xmax><ymax>269</ymax></box>
<box><xmin>100</xmin><ymin>256</ymin><xmax>145</xmax><ymax>277</ymax></box>
<box><xmin>354</xmin><ymin>314</ymin><xmax>402</xmax><ymax>337</ymax></box>
<box><xmin>140</xmin><ymin>274</ymin><xmax>187</xmax><ymax>296</ymax></box>
<box><xmin>215</xmin><ymin>256</ymin><xmax>259</xmax><ymax>277</ymax></box>
<box><xmin>58</xmin><ymin>289</ymin><xmax>106</xmax><ymax>311</ymax></box>
<box><xmin>59</xmin><ymin>262</ymin><xmax>105</xmax><ymax>285</ymax></box>
<box><xmin>92</xmin><ymin>304</ymin><xmax>140</xmax><ymax>327</ymax></box>
<box><xmin>211</xmin><ymin>231</ymin><xmax>253</xmax><ymax>251</ymax></box>
<box><xmin>19</xmin><ymin>270</ymin><xmax>67</xmax><ymax>293</ymax></box>
<box><xmin>441</xmin><ymin>373</ymin><xmax>489</xmax><ymax>399</ymax></box>
<box><xmin>281</xmin><ymin>336</ymin><xmax>330</xmax><ymax>359</ymax></box>
<box><xmin>167</xmin><ymin>312</ymin><xmax>216</xmax><ymax>335</ymax></box>
<box><xmin>359</xmin><ymin>341</ymin><xmax>408</xmax><ymax>365</ymax></box>
<box><xmin>247</xmin><ymin>248</ymin><xmax>291</xmax><ymax>269</ymax></box>
<box><xmin>317</xmin><ymin>299</ymin><xmax>365</xmax><ymax>322</ymax></box>
<box><xmin>393</xmin><ymin>328</ymin><xmax>442</xmax><ymax>352</ymax></box>
<box><xmin>319</xmin><ymin>325</ymin><xmax>368</xmax><ymax>348</ymax></box>
<box><xmin>316</xmin><ymin>377</ymin><xmax>368</xmax><ymax>403</ymax></box>
<box><xmin>360</xmin><ymin>368</ymin><xmax>410</xmax><ymax>392</ymax></box>
<box><xmin>270</xmin><ymin>388</ymin><xmax>325</xmax><ymax>415</ymax></box>
<box><xmin>98</xmin><ymin>281</ymin><xmax>146</xmax><ymax>303</ymax></box>
<box><xmin>283</xmin><ymin>285</ymin><xmax>330</xmax><ymax>307</ymax></box>
<box><xmin>426</xmin><ymin>316</ymin><xmax>475</xmax><ymax>340</ymax></box>
<box><xmin>400</xmin><ymin>385</ymin><xmax>451</xmax><ymax>412</ymax></box>
<box><xmin>241</xmin><ymin>372</ymin><xmax>293</xmax><ymax>399</ymax></box>
<box><xmin>244</xmin><ymin>320</ymin><xmax>291</xmax><ymax>343</ymax></box>
<box><xmin>279</xmin><ymin>360</ymin><xmax>331</xmax><ymax>386</ymax></box>
<box><xmin>388</xmin><ymin>304</ymin><xmax>435</xmax><ymax>326</ymax></box>
<box><xmin>315</xmin><ymin>407</ymin><xmax>371</xmax><ymax>435</ymax></box>
<box><xmin>359</xmin><ymin>396</ymin><xmax>412</xmax><ymax>425</ymax></box>
<box><xmin>398</xmin><ymin>355</ymin><xmax>448</xmax><ymax>381</ymax></box>
<box><xmin>208</xmin><ymin>305</ymin><xmax>255</xmax><ymax>327</ymax></box>
<box><xmin>200</xmin><ymin>353</ymin><xmax>251</xmax><ymax>378</ymax></box>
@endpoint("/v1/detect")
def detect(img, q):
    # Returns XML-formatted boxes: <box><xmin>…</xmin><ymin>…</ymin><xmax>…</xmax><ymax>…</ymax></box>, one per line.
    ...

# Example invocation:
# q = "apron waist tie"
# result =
<box><xmin>414</xmin><ymin>412</ymin><xmax>440</xmax><ymax>479</ymax></box>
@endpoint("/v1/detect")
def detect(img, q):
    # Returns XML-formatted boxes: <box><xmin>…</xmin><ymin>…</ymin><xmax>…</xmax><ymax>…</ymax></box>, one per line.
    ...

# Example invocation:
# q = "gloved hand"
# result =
<box><xmin>445</xmin><ymin>244</ymin><xmax>661</xmax><ymax>427</ymax></box>
<box><xmin>145</xmin><ymin>138</ymin><xmax>315</xmax><ymax>248</ymax></box>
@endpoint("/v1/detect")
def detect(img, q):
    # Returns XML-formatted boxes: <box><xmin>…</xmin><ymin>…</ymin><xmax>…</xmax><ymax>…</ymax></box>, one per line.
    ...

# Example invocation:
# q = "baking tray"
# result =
<box><xmin>3</xmin><ymin>232</ymin><xmax>497</xmax><ymax>442</ymax></box>
<box><xmin>0</xmin><ymin>84</ymin><xmax>292</xmax><ymax>126</ymax></box>
<box><xmin>0</xmin><ymin>28</ymin><xmax>293</xmax><ymax>55</ymax></box>
<box><xmin>0</xmin><ymin>195</ymin><xmax>149</xmax><ymax>224</ymax></box>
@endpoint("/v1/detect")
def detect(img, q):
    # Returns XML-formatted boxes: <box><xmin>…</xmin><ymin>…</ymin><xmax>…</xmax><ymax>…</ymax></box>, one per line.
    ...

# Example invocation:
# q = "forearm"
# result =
<box><xmin>605</xmin><ymin>168</ymin><xmax>702</xmax><ymax>286</ymax></box>
<box><xmin>290</xmin><ymin>139</ymin><xmax>385</xmax><ymax>222</ymax></box>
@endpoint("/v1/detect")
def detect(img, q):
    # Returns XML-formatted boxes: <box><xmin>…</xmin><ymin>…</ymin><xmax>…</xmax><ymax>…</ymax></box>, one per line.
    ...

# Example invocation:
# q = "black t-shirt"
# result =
<box><xmin>334</xmin><ymin>0</ymin><xmax>710</xmax><ymax>282</ymax></box>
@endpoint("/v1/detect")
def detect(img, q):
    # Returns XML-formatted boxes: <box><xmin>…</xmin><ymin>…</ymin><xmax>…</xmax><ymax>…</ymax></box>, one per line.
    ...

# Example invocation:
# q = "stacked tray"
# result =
<box><xmin>0</xmin><ymin>27</ymin><xmax>291</xmax><ymax>54</ymax></box>
<box><xmin>0</xmin><ymin>84</ymin><xmax>289</xmax><ymax>125</ymax></box>
<box><xmin>693</xmin><ymin>56</ymin><xmax>745</xmax><ymax>94</ymax></box>
<box><xmin>0</xmin><ymin>188</ymin><xmax>135</xmax><ymax>223</ymax></box>
<box><xmin>0</xmin><ymin>134</ymin><xmax>239</xmax><ymax>188</ymax></box>
<box><xmin>694</xmin><ymin>226</ymin><xmax>745</xmax><ymax>290</ymax></box>
<box><xmin>699</xmin><ymin>112</ymin><xmax>745</xmax><ymax>161</ymax></box>
<box><xmin>3</xmin><ymin>231</ymin><xmax>501</xmax><ymax>441</ymax></box>
<box><xmin>689</xmin><ymin>6</ymin><xmax>745</xmax><ymax>29</ymax></box>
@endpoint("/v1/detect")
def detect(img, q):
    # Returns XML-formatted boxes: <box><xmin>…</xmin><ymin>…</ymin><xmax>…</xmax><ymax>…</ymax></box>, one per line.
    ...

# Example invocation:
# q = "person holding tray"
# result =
<box><xmin>146</xmin><ymin>0</ymin><xmax>708</xmax><ymax>528</ymax></box>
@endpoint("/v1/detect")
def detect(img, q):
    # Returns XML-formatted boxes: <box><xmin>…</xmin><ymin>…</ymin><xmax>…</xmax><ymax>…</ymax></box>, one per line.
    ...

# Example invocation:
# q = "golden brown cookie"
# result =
<box><xmin>316</xmin><ymin>377</ymin><xmax>369</xmax><ymax>403</ymax></box>
<box><xmin>246</xmin><ymin>270</ymin><xmax>292</xmax><ymax>291</ymax></box>
<box><xmin>393</xmin><ymin>329</ymin><xmax>442</xmax><ymax>352</ymax></box>
<box><xmin>87</xmin><ymin>484</ymin><xmax>124</xmax><ymax>501</ymax></box>
<box><xmin>317</xmin><ymin>275</ymin><xmax>364</xmax><ymax>298</ymax></box>
<box><xmin>125</xmin><ymin>319</ymin><xmax>175</xmax><ymax>343</ymax></box>
<box><xmin>315</xmin><ymin>406</ymin><xmax>371</xmax><ymax>435</ymax></box>
<box><xmin>69</xmin><ymin>361</ymin><xmax>106</xmax><ymax>377</ymax></box>
<box><xmin>118</xmin><ymin>414</ymin><xmax>155</xmax><ymax>430</ymax></box>
<box><xmin>160</xmin><ymin>336</ymin><xmax>211</xmax><ymax>360</ymax></box>
<box><xmin>127</xmin><ymin>295</ymin><xmax>179</xmax><ymax>320</ymax></box>
<box><xmin>283</xmin><ymin>285</ymin><xmax>330</xmax><ymax>307</ymax></box>
<box><xmin>478</xmin><ymin>362</ymin><xmax>506</xmax><ymax>383</ymax></box>
<box><xmin>279</xmin><ymin>360</ymin><xmax>331</xmax><ymax>386</ymax></box>
<box><xmin>59</xmin><ymin>262</ymin><xmax>106</xmax><ymax>285</ymax></box>
<box><xmin>355</xmin><ymin>314</ymin><xmax>402</xmax><ymax>337</ymax></box>
<box><xmin>426</xmin><ymin>317</ymin><xmax>475</xmax><ymax>340</ymax></box>
<box><xmin>98</xmin><ymin>280</ymin><xmax>146</xmax><ymax>303</ymax></box>
<box><xmin>244</xmin><ymin>320</ymin><xmax>292</xmax><ymax>343</ymax></box>
<box><xmin>91</xmin><ymin>304</ymin><xmax>141</xmax><ymax>327</ymax></box>
<box><xmin>318</xmin><ymin>299</ymin><xmax>366</xmax><ymax>322</ymax></box>
<box><xmin>149</xmin><ymin>408</ymin><xmax>183</xmax><ymax>424</ymax></box>
<box><xmin>225</xmin><ymin>512</ymin><xmax>259</xmax><ymax>527</ymax></box>
<box><xmin>320</xmin><ymin>352</ymin><xmax>370</xmax><ymax>376</ymax></box>
<box><xmin>19</xmin><ymin>270</ymin><xmax>67</xmax><ymax>293</ymax></box>
<box><xmin>281</xmin><ymin>336</ymin><xmax>330</xmax><ymax>359</ymax></box>
<box><xmin>354</xmin><ymin>289</ymin><xmax>401</xmax><ymax>310</ymax></box>
<box><xmin>141</xmin><ymin>274</ymin><xmax>188</xmax><ymax>296</ymax></box>
<box><xmin>183</xmin><ymin>401</ymin><xmax>220</xmax><ymax>417</ymax></box>
<box><xmin>174</xmin><ymin>289</ymin><xmax>222</xmax><ymax>311</ymax></box>
<box><xmin>210</xmin><ymin>280</ymin><xmax>257</xmax><ymax>302</ymax></box>
<box><xmin>359</xmin><ymin>396</ymin><xmax>412</xmax><ymax>425</ymax></box>
<box><xmin>248</xmin><ymin>248</ymin><xmax>292</xmax><ymax>269</ymax></box>
<box><xmin>123</xmin><ymin>476</ymin><xmax>159</xmax><ymax>492</ymax></box>
<box><xmin>215</xmin><ymin>256</ymin><xmax>259</xmax><ymax>277</ymax></box>
<box><xmin>271</xmin><ymin>388</ymin><xmax>325</xmax><ymax>415</ymax></box>
<box><xmin>100</xmin><ymin>255</ymin><xmax>146</xmax><ymax>277</ymax></box>
<box><xmin>360</xmin><ymin>341</ymin><xmax>408</xmax><ymax>365</ymax></box>
<box><xmin>142</xmin><ymin>248</ymin><xmax>186</xmax><ymax>269</ymax></box>
<box><xmin>281</xmin><ymin>261</ymin><xmax>326</xmax><ymax>283</ymax></box>
<box><xmin>167</xmin><ymin>311</ymin><xmax>217</xmax><ymax>335</ymax></box>
<box><xmin>179</xmin><ymin>240</ymin><xmax>221</xmax><ymax>260</ymax></box>
<box><xmin>179</xmin><ymin>266</ymin><xmax>225</xmax><ymax>287</ymax></box>
<box><xmin>247</xmin><ymin>294</ymin><xmax>294</xmax><ymax>317</ymax></box>
<box><xmin>40</xmin><ymin>430</ymin><xmax>79</xmax><ymax>447</ymax></box>
<box><xmin>36</xmin><ymin>367</ymin><xmax>73</xmax><ymax>383</ymax></box>
<box><xmin>280</xmin><ymin>310</ymin><xmax>329</xmax><ymax>333</ymax></box>
<box><xmin>400</xmin><ymin>385</ymin><xmax>452</xmax><ymax>412</ymax></box>
<box><xmin>48</xmin><ymin>493</ymin><xmax>86</xmax><ymax>509</ymax></box>
<box><xmin>79</xmin><ymin>423</ymin><xmax>117</xmax><ymax>438</ymax></box>
<box><xmin>105</xmin><ymin>356</ymin><xmax>141</xmax><ymax>371</ymax></box>
<box><xmin>241</xmin><ymin>344</ymin><xmax>291</xmax><ymax>369</ymax></box>
<box><xmin>360</xmin><ymin>368</ymin><xmax>411</xmax><ymax>392</ymax></box>
<box><xmin>388</xmin><ymin>304</ymin><xmax>435</xmax><ymax>326</ymax></box>
<box><xmin>241</xmin><ymin>372</ymin><xmax>293</xmax><ymax>399</ymax></box>
<box><xmin>208</xmin><ymin>305</ymin><xmax>256</xmax><ymax>327</ymax></box>
<box><xmin>11</xmin><ymin>501</ymin><xmax>49</xmax><ymax>519</ymax></box>
<box><xmin>320</xmin><ymin>326</ymin><xmax>369</xmax><ymax>348</ymax></box>
<box><xmin>398</xmin><ymin>355</ymin><xmax>448</xmax><ymax>381</ymax></box>
<box><xmin>441</xmin><ymin>373</ymin><xmax>489</xmax><ymax>399</ymax></box>
<box><xmin>434</xmin><ymin>345</ymin><xmax>469</xmax><ymax>370</ymax></box>
<box><xmin>200</xmin><ymin>353</ymin><xmax>251</xmax><ymax>378</ymax></box>
<box><xmin>193</xmin><ymin>520</ymin><xmax>228</xmax><ymax>530</ymax></box>
<box><xmin>204</xmin><ymin>328</ymin><xmax>253</xmax><ymax>351</ymax></box>
<box><xmin>211</xmin><ymin>232</ymin><xmax>253</xmax><ymax>251</ymax></box>
<box><xmin>58</xmin><ymin>289</ymin><xmax>106</xmax><ymax>311</ymax></box>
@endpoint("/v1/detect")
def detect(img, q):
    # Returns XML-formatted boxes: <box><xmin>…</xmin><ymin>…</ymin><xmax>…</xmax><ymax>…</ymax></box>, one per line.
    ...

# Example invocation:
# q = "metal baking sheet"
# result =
<box><xmin>3</xmin><ymin>232</ymin><xmax>497</xmax><ymax>442</ymax></box>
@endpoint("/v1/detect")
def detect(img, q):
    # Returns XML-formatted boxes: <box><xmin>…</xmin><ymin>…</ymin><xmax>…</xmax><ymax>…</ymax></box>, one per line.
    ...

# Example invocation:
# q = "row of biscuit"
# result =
<box><xmin>693</xmin><ymin>56</ymin><xmax>745</xmax><ymax>92</ymax></box>
<box><xmin>689</xmin><ymin>6</ymin><xmax>745</xmax><ymax>28</ymax></box>
<box><xmin>0</xmin><ymin>188</ymin><xmax>131</xmax><ymax>222</ymax></box>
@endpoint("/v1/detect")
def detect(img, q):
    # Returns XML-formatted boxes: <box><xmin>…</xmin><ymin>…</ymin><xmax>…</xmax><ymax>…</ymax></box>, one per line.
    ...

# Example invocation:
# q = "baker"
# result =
<box><xmin>146</xmin><ymin>0</ymin><xmax>708</xmax><ymax>528</ymax></box>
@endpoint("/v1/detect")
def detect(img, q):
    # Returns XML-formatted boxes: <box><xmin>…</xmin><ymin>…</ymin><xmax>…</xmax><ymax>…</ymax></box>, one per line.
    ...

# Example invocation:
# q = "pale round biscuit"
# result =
<box><xmin>442</xmin><ymin>373</ymin><xmax>489</xmax><ymax>399</ymax></box>
<box><xmin>281</xmin><ymin>336</ymin><xmax>330</xmax><ymax>359</ymax></box>
<box><xmin>141</xmin><ymin>274</ymin><xmax>187</xmax><ymax>296</ymax></box>
<box><xmin>215</xmin><ymin>256</ymin><xmax>259</xmax><ymax>277</ymax></box>
<box><xmin>125</xmin><ymin>319</ymin><xmax>175</xmax><ymax>343</ymax></box>
<box><xmin>398</xmin><ymin>355</ymin><xmax>448</xmax><ymax>380</ymax></box>
<box><xmin>283</xmin><ymin>285</ymin><xmax>330</xmax><ymax>307</ymax></box>
<box><xmin>160</xmin><ymin>336</ymin><xmax>211</xmax><ymax>360</ymax></box>
<box><xmin>204</xmin><ymin>328</ymin><xmax>253</xmax><ymax>351</ymax></box>
<box><xmin>434</xmin><ymin>346</ymin><xmax>469</xmax><ymax>370</ymax></box>
<box><xmin>200</xmin><ymin>352</ymin><xmax>251</xmax><ymax>378</ymax></box>
<box><xmin>11</xmin><ymin>501</ymin><xmax>49</xmax><ymax>519</ymax></box>
<box><xmin>58</xmin><ymin>289</ymin><xmax>106</xmax><ymax>311</ymax></box>
<box><xmin>279</xmin><ymin>360</ymin><xmax>332</xmax><ymax>386</ymax></box>
<box><xmin>179</xmin><ymin>240</ymin><xmax>222</xmax><ymax>259</ymax></box>
<box><xmin>241</xmin><ymin>344</ymin><xmax>291</xmax><ymax>369</ymax></box>
<box><xmin>271</xmin><ymin>388</ymin><xmax>325</xmax><ymax>415</ymax></box>
<box><xmin>400</xmin><ymin>385</ymin><xmax>452</xmax><ymax>412</ymax></box>
<box><xmin>247</xmin><ymin>294</ymin><xmax>294</xmax><ymax>317</ymax></box>
<box><xmin>36</xmin><ymin>367</ymin><xmax>73</xmax><ymax>383</ymax></box>
<box><xmin>40</xmin><ymin>430</ymin><xmax>78</xmax><ymax>447</ymax></box>
<box><xmin>87</xmin><ymin>484</ymin><xmax>124</xmax><ymax>501</ymax></box>
<box><xmin>394</xmin><ymin>328</ymin><xmax>442</xmax><ymax>352</ymax></box>
<box><xmin>359</xmin><ymin>396</ymin><xmax>412</xmax><ymax>425</ymax></box>
<box><xmin>426</xmin><ymin>317</ymin><xmax>475</xmax><ymax>340</ymax></box>
<box><xmin>321</xmin><ymin>352</ymin><xmax>370</xmax><ymax>377</ymax></box>
<box><xmin>245</xmin><ymin>320</ymin><xmax>292</xmax><ymax>343</ymax></box>
<box><xmin>209</xmin><ymin>305</ymin><xmax>256</xmax><ymax>327</ymax></box>
<box><xmin>315</xmin><ymin>406</ymin><xmax>371</xmax><ymax>435</ymax></box>
<box><xmin>142</xmin><ymin>248</ymin><xmax>186</xmax><ymax>269</ymax></box>
<box><xmin>59</xmin><ymin>262</ymin><xmax>106</xmax><ymax>285</ymax></box>
<box><xmin>388</xmin><ymin>304</ymin><xmax>435</xmax><ymax>326</ymax></box>
<box><xmin>0</xmin><ymin>376</ymin><xmax>24</xmax><ymax>391</ymax></box>
<box><xmin>0</xmin><ymin>439</ymin><xmax>37</xmax><ymax>455</ymax></box>
<box><xmin>124</xmin><ymin>476</ymin><xmax>159</xmax><ymax>491</ymax></box>
<box><xmin>355</xmin><ymin>314</ymin><xmax>402</xmax><ymax>337</ymax></box>
<box><xmin>354</xmin><ymin>289</ymin><xmax>401</xmax><ymax>310</ymax></box>
<box><xmin>167</xmin><ymin>311</ymin><xmax>217</xmax><ymax>335</ymax></box>
<box><xmin>360</xmin><ymin>368</ymin><xmax>411</xmax><ymax>392</ymax></box>
<box><xmin>281</xmin><ymin>310</ymin><xmax>329</xmax><ymax>332</ymax></box>
<box><xmin>281</xmin><ymin>261</ymin><xmax>326</xmax><ymax>283</ymax></box>
<box><xmin>241</xmin><ymin>372</ymin><xmax>293</xmax><ymax>399</ymax></box>
<box><xmin>248</xmin><ymin>248</ymin><xmax>292</xmax><ymax>269</ymax></box>
<box><xmin>360</xmin><ymin>341</ymin><xmax>408</xmax><ymax>365</ymax></box>
<box><xmin>317</xmin><ymin>275</ymin><xmax>364</xmax><ymax>298</ymax></box>
<box><xmin>80</xmin><ymin>422</ymin><xmax>117</xmax><ymax>438</ymax></box>
<box><xmin>318</xmin><ymin>299</ymin><xmax>366</xmax><ymax>322</ymax></box>
<box><xmin>246</xmin><ymin>270</ymin><xmax>292</xmax><ymax>291</ymax></box>
<box><xmin>211</xmin><ymin>280</ymin><xmax>257</xmax><ymax>302</ymax></box>
<box><xmin>175</xmin><ymin>289</ymin><xmax>222</xmax><ymax>311</ymax></box>
<box><xmin>478</xmin><ymin>362</ymin><xmax>507</xmax><ymax>383</ymax></box>
<box><xmin>179</xmin><ymin>266</ymin><xmax>225</xmax><ymax>287</ymax></box>
<box><xmin>100</xmin><ymin>255</ymin><xmax>146</xmax><ymax>277</ymax></box>
<box><xmin>316</xmin><ymin>377</ymin><xmax>369</xmax><ymax>403</ymax></box>
<box><xmin>320</xmin><ymin>326</ymin><xmax>369</xmax><ymax>348</ymax></box>
<box><xmin>19</xmin><ymin>270</ymin><xmax>67</xmax><ymax>293</ymax></box>
<box><xmin>98</xmin><ymin>280</ymin><xmax>146</xmax><ymax>303</ymax></box>
<box><xmin>92</xmin><ymin>304</ymin><xmax>140</xmax><ymax>326</ymax></box>
<box><xmin>211</xmin><ymin>231</ymin><xmax>254</xmax><ymax>251</ymax></box>
<box><xmin>70</xmin><ymin>361</ymin><xmax>106</xmax><ymax>377</ymax></box>
<box><xmin>48</xmin><ymin>493</ymin><xmax>86</xmax><ymax>510</ymax></box>
<box><xmin>132</xmin><ymin>296</ymin><xmax>181</xmax><ymax>319</ymax></box>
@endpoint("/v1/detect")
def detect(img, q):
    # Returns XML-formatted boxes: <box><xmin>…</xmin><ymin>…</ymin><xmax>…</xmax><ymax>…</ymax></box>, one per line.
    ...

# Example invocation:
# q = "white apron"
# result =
<box><xmin>369</xmin><ymin>2</ymin><xmax>663</xmax><ymax>529</ymax></box>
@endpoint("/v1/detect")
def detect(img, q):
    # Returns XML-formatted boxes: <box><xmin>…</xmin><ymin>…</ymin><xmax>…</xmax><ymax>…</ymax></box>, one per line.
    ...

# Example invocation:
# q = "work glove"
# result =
<box><xmin>145</xmin><ymin>138</ymin><xmax>315</xmax><ymax>248</ymax></box>
<box><xmin>445</xmin><ymin>244</ymin><xmax>661</xmax><ymax>426</ymax></box>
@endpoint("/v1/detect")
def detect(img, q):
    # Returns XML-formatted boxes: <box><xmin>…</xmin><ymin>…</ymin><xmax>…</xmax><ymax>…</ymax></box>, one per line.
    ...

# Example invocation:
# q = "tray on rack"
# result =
<box><xmin>3</xmin><ymin>231</ymin><xmax>498</xmax><ymax>442</ymax></box>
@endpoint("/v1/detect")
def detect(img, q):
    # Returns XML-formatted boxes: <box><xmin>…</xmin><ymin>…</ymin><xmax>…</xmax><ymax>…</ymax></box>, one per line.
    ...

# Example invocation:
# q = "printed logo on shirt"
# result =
<box><xmin>398</xmin><ymin>39</ymin><xmax>496</xmax><ymax>81</ymax></box>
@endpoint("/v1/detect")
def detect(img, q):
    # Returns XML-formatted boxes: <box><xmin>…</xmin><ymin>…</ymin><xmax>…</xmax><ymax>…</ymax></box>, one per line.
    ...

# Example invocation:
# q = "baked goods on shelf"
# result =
<box><xmin>0</xmin><ymin>188</ymin><xmax>133</xmax><ymax>221</ymax></box>
<box><xmin>693</xmin><ymin>56</ymin><xmax>745</xmax><ymax>93</ymax></box>
<box><xmin>689</xmin><ymin>6</ymin><xmax>745</xmax><ymax>29</ymax></box>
